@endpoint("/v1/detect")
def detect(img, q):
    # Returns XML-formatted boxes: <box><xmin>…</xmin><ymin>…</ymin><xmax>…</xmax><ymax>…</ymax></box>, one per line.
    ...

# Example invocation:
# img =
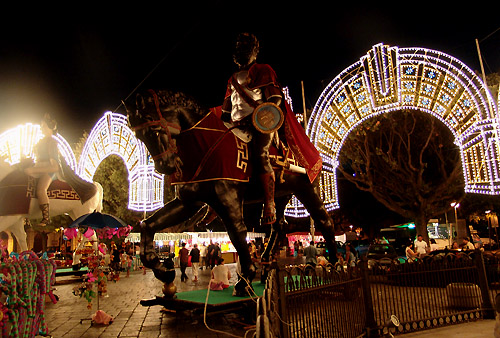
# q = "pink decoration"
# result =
<box><xmin>83</xmin><ymin>228</ymin><xmax>95</xmax><ymax>239</ymax></box>
<box><xmin>105</xmin><ymin>228</ymin><xmax>117</xmax><ymax>239</ymax></box>
<box><xmin>92</xmin><ymin>310</ymin><xmax>113</xmax><ymax>325</ymax></box>
<box><xmin>64</xmin><ymin>228</ymin><xmax>78</xmax><ymax>240</ymax></box>
<box><xmin>86</xmin><ymin>272</ymin><xmax>96</xmax><ymax>283</ymax></box>
<box><xmin>117</xmin><ymin>225</ymin><xmax>132</xmax><ymax>238</ymax></box>
<box><xmin>98</xmin><ymin>243</ymin><xmax>107</xmax><ymax>255</ymax></box>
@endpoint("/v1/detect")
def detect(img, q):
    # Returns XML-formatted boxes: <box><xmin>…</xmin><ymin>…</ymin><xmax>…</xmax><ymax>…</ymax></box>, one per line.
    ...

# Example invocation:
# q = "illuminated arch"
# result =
<box><xmin>286</xmin><ymin>43</ymin><xmax>499</xmax><ymax>217</ymax></box>
<box><xmin>78</xmin><ymin>112</ymin><xmax>164</xmax><ymax>211</ymax></box>
<box><xmin>0</xmin><ymin>123</ymin><xmax>77</xmax><ymax>170</ymax></box>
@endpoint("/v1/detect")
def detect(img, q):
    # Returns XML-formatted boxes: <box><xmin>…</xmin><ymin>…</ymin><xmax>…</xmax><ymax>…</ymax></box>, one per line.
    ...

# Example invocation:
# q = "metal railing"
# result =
<box><xmin>256</xmin><ymin>249</ymin><xmax>497</xmax><ymax>338</ymax></box>
<box><xmin>258</xmin><ymin>264</ymin><xmax>366</xmax><ymax>338</ymax></box>
<box><xmin>367</xmin><ymin>250</ymin><xmax>493</xmax><ymax>335</ymax></box>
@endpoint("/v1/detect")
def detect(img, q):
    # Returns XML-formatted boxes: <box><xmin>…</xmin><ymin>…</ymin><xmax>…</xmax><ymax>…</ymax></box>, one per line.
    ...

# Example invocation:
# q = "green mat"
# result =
<box><xmin>56</xmin><ymin>266</ymin><xmax>89</xmax><ymax>275</ymax></box>
<box><xmin>175</xmin><ymin>282</ymin><xmax>265</xmax><ymax>305</ymax></box>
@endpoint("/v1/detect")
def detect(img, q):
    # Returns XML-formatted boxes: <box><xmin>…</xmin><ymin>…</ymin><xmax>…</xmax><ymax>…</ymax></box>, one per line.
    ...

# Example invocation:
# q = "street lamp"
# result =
<box><xmin>486</xmin><ymin>210</ymin><xmax>492</xmax><ymax>249</ymax></box>
<box><xmin>450</xmin><ymin>202</ymin><xmax>460</xmax><ymax>244</ymax></box>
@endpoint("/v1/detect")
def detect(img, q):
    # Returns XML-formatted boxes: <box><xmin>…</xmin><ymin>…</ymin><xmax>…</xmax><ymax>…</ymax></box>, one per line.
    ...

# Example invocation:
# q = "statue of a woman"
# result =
<box><xmin>24</xmin><ymin>113</ymin><xmax>61</xmax><ymax>226</ymax></box>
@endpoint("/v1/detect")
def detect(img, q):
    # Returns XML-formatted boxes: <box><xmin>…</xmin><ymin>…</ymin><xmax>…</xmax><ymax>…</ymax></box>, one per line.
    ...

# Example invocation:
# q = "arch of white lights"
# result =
<box><xmin>3</xmin><ymin>44</ymin><xmax>497</xmax><ymax>218</ymax></box>
<box><xmin>285</xmin><ymin>43</ymin><xmax>499</xmax><ymax>218</ymax></box>
<box><xmin>78</xmin><ymin>112</ymin><xmax>163</xmax><ymax>212</ymax></box>
<box><xmin>0</xmin><ymin>112</ymin><xmax>164</xmax><ymax>212</ymax></box>
<box><xmin>0</xmin><ymin>124</ymin><xmax>77</xmax><ymax>170</ymax></box>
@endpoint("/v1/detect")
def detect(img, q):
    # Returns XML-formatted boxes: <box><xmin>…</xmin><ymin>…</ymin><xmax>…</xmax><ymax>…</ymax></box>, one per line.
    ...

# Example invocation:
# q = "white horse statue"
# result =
<box><xmin>0</xmin><ymin>160</ymin><xmax>103</xmax><ymax>252</ymax></box>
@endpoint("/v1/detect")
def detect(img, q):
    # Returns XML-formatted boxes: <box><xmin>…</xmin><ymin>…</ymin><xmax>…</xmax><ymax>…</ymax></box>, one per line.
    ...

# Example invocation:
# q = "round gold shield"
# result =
<box><xmin>251</xmin><ymin>102</ymin><xmax>284</xmax><ymax>134</ymax></box>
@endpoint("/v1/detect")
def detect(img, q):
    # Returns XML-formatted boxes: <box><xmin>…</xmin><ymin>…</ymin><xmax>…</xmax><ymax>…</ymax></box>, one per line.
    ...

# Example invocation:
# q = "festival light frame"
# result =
<box><xmin>3</xmin><ymin>44</ymin><xmax>497</xmax><ymax>218</ymax></box>
<box><xmin>0</xmin><ymin>112</ymin><xmax>164</xmax><ymax>213</ymax></box>
<box><xmin>78</xmin><ymin>112</ymin><xmax>164</xmax><ymax>212</ymax></box>
<box><xmin>284</xmin><ymin>43</ymin><xmax>499</xmax><ymax>218</ymax></box>
<box><xmin>0</xmin><ymin>123</ymin><xmax>77</xmax><ymax>170</ymax></box>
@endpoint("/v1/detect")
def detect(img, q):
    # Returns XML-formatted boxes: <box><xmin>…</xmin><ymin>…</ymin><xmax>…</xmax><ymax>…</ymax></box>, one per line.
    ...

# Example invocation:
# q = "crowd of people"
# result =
<box><xmin>300</xmin><ymin>232</ymin><xmax>485</xmax><ymax>269</ymax></box>
<box><xmin>130</xmin><ymin>230</ymin><xmax>491</xmax><ymax>281</ymax></box>
<box><xmin>171</xmin><ymin>240</ymin><xmax>263</xmax><ymax>291</ymax></box>
<box><xmin>103</xmin><ymin>241</ymin><xmax>137</xmax><ymax>278</ymax></box>
<box><xmin>301</xmin><ymin>240</ymin><xmax>357</xmax><ymax>269</ymax></box>
<box><xmin>405</xmin><ymin>234</ymin><xmax>481</xmax><ymax>262</ymax></box>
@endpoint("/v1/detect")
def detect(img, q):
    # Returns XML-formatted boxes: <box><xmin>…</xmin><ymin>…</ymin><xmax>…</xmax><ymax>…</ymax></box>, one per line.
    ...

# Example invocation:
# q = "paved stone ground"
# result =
<box><xmin>38</xmin><ymin>263</ymin><xmax>259</xmax><ymax>338</ymax></box>
<box><xmin>34</xmin><ymin>255</ymin><xmax>498</xmax><ymax>337</ymax></box>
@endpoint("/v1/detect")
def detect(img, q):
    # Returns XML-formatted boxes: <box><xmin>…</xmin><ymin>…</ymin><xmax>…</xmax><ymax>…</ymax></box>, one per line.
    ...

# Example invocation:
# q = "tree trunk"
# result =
<box><xmin>414</xmin><ymin>215</ymin><xmax>430</xmax><ymax>245</ymax></box>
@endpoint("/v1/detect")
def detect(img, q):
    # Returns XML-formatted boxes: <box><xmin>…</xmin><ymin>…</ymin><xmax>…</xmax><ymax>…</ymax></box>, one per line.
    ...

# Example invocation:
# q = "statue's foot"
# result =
<box><xmin>38</xmin><ymin>203</ymin><xmax>50</xmax><ymax>226</ymax></box>
<box><xmin>233</xmin><ymin>277</ymin><xmax>254</xmax><ymax>297</ymax></box>
<box><xmin>233</xmin><ymin>266</ymin><xmax>256</xmax><ymax>297</ymax></box>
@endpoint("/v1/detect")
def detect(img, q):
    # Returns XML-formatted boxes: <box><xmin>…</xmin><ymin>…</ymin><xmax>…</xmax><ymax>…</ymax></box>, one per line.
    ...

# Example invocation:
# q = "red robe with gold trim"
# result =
<box><xmin>222</xmin><ymin>63</ymin><xmax>322</xmax><ymax>183</ymax></box>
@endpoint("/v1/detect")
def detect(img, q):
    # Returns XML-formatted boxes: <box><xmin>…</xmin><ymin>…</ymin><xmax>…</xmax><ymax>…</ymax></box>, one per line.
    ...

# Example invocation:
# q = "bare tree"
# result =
<box><xmin>338</xmin><ymin>110</ymin><xmax>465</xmax><ymax>243</ymax></box>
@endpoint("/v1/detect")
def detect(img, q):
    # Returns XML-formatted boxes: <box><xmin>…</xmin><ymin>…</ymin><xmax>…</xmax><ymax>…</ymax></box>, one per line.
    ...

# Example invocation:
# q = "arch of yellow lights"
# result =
<box><xmin>285</xmin><ymin>43</ymin><xmax>499</xmax><ymax>218</ymax></box>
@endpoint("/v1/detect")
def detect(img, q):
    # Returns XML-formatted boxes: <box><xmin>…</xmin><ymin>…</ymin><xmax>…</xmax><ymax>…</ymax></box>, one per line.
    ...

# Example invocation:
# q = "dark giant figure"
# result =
<box><xmin>125</xmin><ymin>34</ymin><xmax>339</xmax><ymax>297</ymax></box>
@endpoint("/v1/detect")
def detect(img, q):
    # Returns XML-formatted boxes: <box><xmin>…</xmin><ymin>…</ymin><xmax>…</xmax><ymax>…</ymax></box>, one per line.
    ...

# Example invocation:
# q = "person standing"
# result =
<box><xmin>110</xmin><ymin>242</ymin><xmax>121</xmax><ymax>272</ymax></box>
<box><xmin>345</xmin><ymin>243</ymin><xmax>356</xmax><ymax>268</ymax></box>
<box><xmin>206</xmin><ymin>241</ymin><xmax>214</xmax><ymax>269</ymax></box>
<box><xmin>414</xmin><ymin>235</ymin><xmax>427</xmax><ymax>256</ymax></box>
<box><xmin>209</xmin><ymin>242</ymin><xmax>221</xmax><ymax>269</ymax></box>
<box><xmin>462</xmin><ymin>237</ymin><xmax>475</xmax><ymax>251</ymax></box>
<box><xmin>294</xmin><ymin>240</ymin><xmax>299</xmax><ymax>257</ymax></box>
<box><xmin>179</xmin><ymin>242</ymin><xmax>189</xmax><ymax>282</ymax></box>
<box><xmin>430</xmin><ymin>239</ymin><xmax>439</xmax><ymax>251</ymax></box>
<box><xmin>304</xmin><ymin>241</ymin><xmax>318</xmax><ymax>266</ymax></box>
<box><xmin>190</xmin><ymin>244</ymin><xmax>200</xmax><ymax>282</ymax></box>
<box><xmin>199</xmin><ymin>242</ymin><xmax>207</xmax><ymax>270</ymax></box>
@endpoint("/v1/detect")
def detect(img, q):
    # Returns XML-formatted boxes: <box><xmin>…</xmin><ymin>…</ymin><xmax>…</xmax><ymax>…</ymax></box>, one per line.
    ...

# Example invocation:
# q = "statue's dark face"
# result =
<box><xmin>233</xmin><ymin>33</ymin><xmax>259</xmax><ymax>68</ymax></box>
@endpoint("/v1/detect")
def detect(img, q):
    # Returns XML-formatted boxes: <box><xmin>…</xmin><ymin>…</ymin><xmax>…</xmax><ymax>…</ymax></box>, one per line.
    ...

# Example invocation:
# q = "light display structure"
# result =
<box><xmin>3</xmin><ymin>44</ymin><xmax>497</xmax><ymax>218</ymax></box>
<box><xmin>0</xmin><ymin>113</ymin><xmax>163</xmax><ymax>213</ymax></box>
<box><xmin>0</xmin><ymin>124</ymin><xmax>77</xmax><ymax>170</ymax></box>
<box><xmin>285</xmin><ymin>43</ymin><xmax>499</xmax><ymax>217</ymax></box>
<box><xmin>78</xmin><ymin>112</ymin><xmax>163</xmax><ymax>212</ymax></box>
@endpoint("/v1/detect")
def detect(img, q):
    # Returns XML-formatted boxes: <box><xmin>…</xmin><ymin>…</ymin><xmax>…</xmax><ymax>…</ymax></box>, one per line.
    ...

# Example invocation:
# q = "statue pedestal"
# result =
<box><xmin>162</xmin><ymin>282</ymin><xmax>177</xmax><ymax>298</ymax></box>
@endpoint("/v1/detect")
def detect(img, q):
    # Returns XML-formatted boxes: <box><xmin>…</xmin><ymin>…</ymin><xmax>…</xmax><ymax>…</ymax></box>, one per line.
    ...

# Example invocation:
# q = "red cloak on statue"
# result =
<box><xmin>221</xmin><ymin>63</ymin><xmax>322</xmax><ymax>183</ymax></box>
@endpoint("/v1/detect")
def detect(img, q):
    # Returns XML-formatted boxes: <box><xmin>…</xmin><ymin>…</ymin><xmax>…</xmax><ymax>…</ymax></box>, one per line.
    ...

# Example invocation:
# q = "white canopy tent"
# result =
<box><xmin>125</xmin><ymin>231</ymin><xmax>265</xmax><ymax>243</ymax></box>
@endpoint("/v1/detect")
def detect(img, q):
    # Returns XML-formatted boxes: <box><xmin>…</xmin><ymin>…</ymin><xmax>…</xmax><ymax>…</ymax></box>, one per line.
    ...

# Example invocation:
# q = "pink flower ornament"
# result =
<box><xmin>83</xmin><ymin>228</ymin><xmax>95</xmax><ymax>239</ymax></box>
<box><xmin>64</xmin><ymin>228</ymin><xmax>78</xmax><ymax>240</ymax></box>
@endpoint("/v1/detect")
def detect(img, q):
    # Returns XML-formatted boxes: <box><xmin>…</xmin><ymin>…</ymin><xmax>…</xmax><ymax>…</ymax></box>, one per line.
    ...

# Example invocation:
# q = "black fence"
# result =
<box><xmin>256</xmin><ymin>249</ymin><xmax>497</xmax><ymax>338</ymax></box>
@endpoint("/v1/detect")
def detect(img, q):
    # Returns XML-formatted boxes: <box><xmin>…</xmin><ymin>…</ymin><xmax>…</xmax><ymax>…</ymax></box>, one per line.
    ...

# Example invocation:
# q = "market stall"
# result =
<box><xmin>287</xmin><ymin>232</ymin><xmax>324</xmax><ymax>256</ymax></box>
<box><xmin>125</xmin><ymin>231</ymin><xmax>265</xmax><ymax>264</ymax></box>
<box><xmin>286</xmin><ymin>232</ymin><xmax>346</xmax><ymax>257</ymax></box>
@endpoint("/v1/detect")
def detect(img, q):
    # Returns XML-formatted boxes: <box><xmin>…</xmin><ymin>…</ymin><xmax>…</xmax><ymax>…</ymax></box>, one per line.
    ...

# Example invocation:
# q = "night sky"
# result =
<box><xmin>0</xmin><ymin>2</ymin><xmax>499</xmax><ymax>144</ymax></box>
